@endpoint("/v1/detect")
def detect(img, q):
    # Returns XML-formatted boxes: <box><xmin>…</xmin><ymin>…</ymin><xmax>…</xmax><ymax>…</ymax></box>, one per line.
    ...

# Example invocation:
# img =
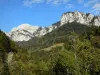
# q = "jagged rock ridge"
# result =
<box><xmin>61</xmin><ymin>11</ymin><xmax>100</xmax><ymax>26</ymax></box>
<box><xmin>6</xmin><ymin>11</ymin><xmax>100</xmax><ymax>41</ymax></box>
<box><xmin>6</xmin><ymin>22</ymin><xmax>60</xmax><ymax>41</ymax></box>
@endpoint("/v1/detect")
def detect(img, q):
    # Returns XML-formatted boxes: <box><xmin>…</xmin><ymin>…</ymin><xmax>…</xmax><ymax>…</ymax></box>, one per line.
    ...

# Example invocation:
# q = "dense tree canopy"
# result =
<box><xmin>0</xmin><ymin>23</ymin><xmax>100</xmax><ymax>75</ymax></box>
<box><xmin>0</xmin><ymin>30</ymin><xmax>17</xmax><ymax>75</ymax></box>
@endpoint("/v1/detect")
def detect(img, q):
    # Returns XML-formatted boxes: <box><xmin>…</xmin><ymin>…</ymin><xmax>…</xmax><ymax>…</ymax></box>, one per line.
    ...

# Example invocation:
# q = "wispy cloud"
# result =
<box><xmin>23</xmin><ymin>0</ymin><xmax>100</xmax><ymax>15</ymax></box>
<box><xmin>52</xmin><ymin>0</ymin><xmax>69</xmax><ymax>5</ymax></box>
<box><xmin>83</xmin><ymin>0</ymin><xmax>100</xmax><ymax>15</ymax></box>
<box><xmin>77</xmin><ymin>0</ymin><xmax>84</xmax><ymax>4</ymax></box>
<box><xmin>46</xmin><ymin>0</ymin><xmax>52</xmax><ymax>3</ymax></box>
<box><xmin>92</xmin><ymin>3</ymin><xmax>100</xmax><ymax>15</ymax></box>
<box><xmin>23</xmin><ymin>0</ymin><xmax>43</xmax><ymax>6</ymax></box>
<box><xmin>84</xmin><ymin>0</ymin><xmax>99</xmax><ymax>7</ymax></box>
<box><xmin>65</xmin><ymin>4</ymin><xmax>74</xmax><ymax>9</ymax></box>
<box><xmin>23</xmin><ymin>0</ymin><xmax>70</xmax><ymax>7</ymax></box>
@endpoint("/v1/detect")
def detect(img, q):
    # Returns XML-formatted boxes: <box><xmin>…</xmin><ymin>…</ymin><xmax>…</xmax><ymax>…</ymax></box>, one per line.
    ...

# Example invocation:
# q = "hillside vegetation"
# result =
<box><xmin>0</xmin><ymin>30</ymin><xmax>17</xmax><ymax>75</ymax></box>
<box><xmin>17</xmin><ymin>22</ymin><xmax>91</xmax><ymax>49</ymax></box>
<box><xmin>0</xmin><ymin>23</ymin><xmax>100</xmax><ymax>75</ymax></box>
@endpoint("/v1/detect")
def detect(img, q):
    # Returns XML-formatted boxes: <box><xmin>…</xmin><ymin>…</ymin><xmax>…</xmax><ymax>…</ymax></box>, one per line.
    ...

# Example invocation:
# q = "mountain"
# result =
<box><xmin>61</xmin><ymin>11</ymin><xmax>100</xmax><ymax>26</ymax></box>
<box><xmin>5</xmin><ymin>22</ymin><xmax>60</xmax><ymax>41</ymax></box>
<box><xmin>6</xmin><ymin>11</ymin><xmax>100</xmax><ymax>41</ymax></box>
<box><xmin>6</xmin><ymin>24</ymin><xmax>40</xmax><ymax>41</ymax></box>
<box><xmin>17</xmin><ymin>22</ymin><xmax>92</xmax><ymax>49</ymax></box>
<box><xmin>14</xmin><ymin>22</ymin><xmax>100</xmax><ymax>75</ymax></box>
<box><xmin>1</xmin><ymin>12</ymin><xmax>100</xmax><ymax>75</ymax></box>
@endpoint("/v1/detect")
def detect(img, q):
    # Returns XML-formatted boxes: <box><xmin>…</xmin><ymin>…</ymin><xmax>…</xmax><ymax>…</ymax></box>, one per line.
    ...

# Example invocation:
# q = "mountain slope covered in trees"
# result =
<box><xmin>0</xmin><ymin>22</ymin><xmax>100</xmax><ymax>75</ymax></box>
<box><xmin>0</xmin><ymin>30</ymin><xmax>17</xmax><ymax>75</ymax></box>
<box><xmin>17</xmin><ymin>22</ymin><xmax>92</xmax><ymax>49</ymax></box>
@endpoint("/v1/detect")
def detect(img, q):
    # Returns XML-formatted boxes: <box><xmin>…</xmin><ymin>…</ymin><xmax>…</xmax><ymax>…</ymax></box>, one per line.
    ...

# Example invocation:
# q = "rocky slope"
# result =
<box><xmin>61</xmin><ymin>11</ymin><xmax>100</xmax><ymax>26</ymax></box>
<box><xmin>6</xmin><ymin>24</ymin><xmax>47</xmax><ymax>41</ymax></box>
<box><xmin>6</xmin><ymin>22</ymin><xmax>60</xmax><ymax>41</ymax></box>
<box><xmin>6</xmin><ymin>11</ymin><xmax>100</xmax><ymax>41</ymax></box>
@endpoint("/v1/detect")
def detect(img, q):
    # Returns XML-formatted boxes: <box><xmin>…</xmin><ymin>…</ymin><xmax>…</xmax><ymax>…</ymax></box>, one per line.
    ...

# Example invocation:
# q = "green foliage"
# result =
<box><xmin>1</xmin><ymin>23</ymin><xmax>100</xmax><ymax>75</ymax></box>
<box><xmin>0</xmin><ymin>30</ymin><xmax>17</xmax><ymax>75</ymax></box>
<box><xmin>52</xmin><ymin>50</ymin><xmax>76</xmax><ymax>75</ymax></box>
<box><xmin>0</xmin><ymin>30</ymin><xmax>17</xmax><ymax>53</ymax></box>
<box><xmin>17</xmin><ymin>22</ymin><xmax>91</xmax><ymax>49</ymax></box>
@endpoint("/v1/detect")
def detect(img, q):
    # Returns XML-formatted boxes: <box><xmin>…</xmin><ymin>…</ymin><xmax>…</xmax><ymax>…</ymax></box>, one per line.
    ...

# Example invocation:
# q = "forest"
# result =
<box><xmin>0</xmin><ymin>22</ymin><xmax>100</xmax><ymax>75</ymax></box>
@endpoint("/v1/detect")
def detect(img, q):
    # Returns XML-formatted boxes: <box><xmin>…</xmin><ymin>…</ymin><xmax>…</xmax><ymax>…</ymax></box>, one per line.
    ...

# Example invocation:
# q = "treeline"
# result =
<box><xmin>17</xmin><ymin>22</ymin><xmax>91</xmax><ymax>49</ymax></box>
<box><xmin>7</xmin><ymin>27</ymin><xmax>100</xmax><ymax>75</ymax></box>
<box><xmin>0</xmin><ymin>30</ymin><xmax>17</xmax><ymax>75</ymax></box>
<box><xmin>0</xmin><ymin>23</ymin><xmax>100</xmax><ymax>75</ymax></box>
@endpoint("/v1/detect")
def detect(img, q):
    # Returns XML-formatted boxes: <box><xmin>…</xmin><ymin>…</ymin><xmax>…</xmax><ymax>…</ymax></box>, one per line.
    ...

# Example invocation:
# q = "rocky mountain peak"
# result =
<box><xmin>11</xmin><ymin>24</ymin><xmax>39</xmax><ymax>33</ymax></box>
<box><xmin>5</xmin><ymin>22</ymin><xmax>61</xmax><ymax>41</ymax></box>
<box><xmin>5</xmin><ymin>11</ymin><xmax>100</xmax><ymax>42</ymax></box>
<box><xmin>61</xmin><ymin>11</ymin><xmax>100</xmax><ymax>26</ymax></box>
<box><xmin>6</xmin><ymin>24</ymin><xmax>41</xmax><ymax>41</ymax></box>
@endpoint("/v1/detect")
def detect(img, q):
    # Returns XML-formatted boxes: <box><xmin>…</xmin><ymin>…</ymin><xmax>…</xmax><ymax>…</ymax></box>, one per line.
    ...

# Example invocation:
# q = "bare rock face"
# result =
<box><xmin>6</xmin><ymin>24</ymin><xmax>48</xmax><ymax>41</ymax></box>
<box><xmin>61</xmin><ymin>11</ymin><xmax>100</xmax><ymax>26</ymax></box>
<box><xmin>5</xmin><ymin>11</ymin><xmax>100</xmax><ymax>42</ymax></box>
<box><xmin>5</xmin><ymin>21</ymin><xmax>61</xmax><ymax>42</ymax></box>
<box><xmin>7</xmin><ymin>24</ymin><xmax>41</xmax><ymax>41</ymax></box>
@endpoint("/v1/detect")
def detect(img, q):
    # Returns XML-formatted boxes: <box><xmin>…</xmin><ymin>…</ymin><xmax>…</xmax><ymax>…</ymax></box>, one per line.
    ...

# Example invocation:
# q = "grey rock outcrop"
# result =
<box><xmin>61</xmin><ymin>11</ymin><xmax>100</xmax><ymax>26</ymax></box>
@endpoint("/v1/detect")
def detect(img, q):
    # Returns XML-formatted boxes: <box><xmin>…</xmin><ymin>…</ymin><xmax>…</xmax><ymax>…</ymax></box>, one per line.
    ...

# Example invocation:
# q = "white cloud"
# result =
<box><xmin>46</xmin><ymin>0</ymin><xmax>52</xmax><ymax>3</ymax></box>
<box><xmin>52</xmin><ymin>0</ymin><xmax>69</xmax><ymax>5</ymax></box>
<box><xmin>84</xmin><ymin>0</ymin><xmax>99</xmax><ymax>7</ymax></box>
<box><xmin>52</xmin><ymin>0</ymin><xmax>60</xmax><ymax>5</ymax></box>
<box><xmin>23</xmin><ymin>0</ymin><xmax>70</xmax><ymax>6</ymax></box>
<box><xmin>23</xmin><ymin>0</ymin><xmax>43</xmax><ymax>6</ymax></box>
<box><xmin>92</xmin><ymin>3</ymin><xmax>100</xmax><ymax>15</ymax></box>
<box><xmin>93</xmin><ymin>3</ymin><xmax>100</xmax><ymax>11</ymax></box>
<box><xmin>77</xmin><ymin>0</ymin><xmax>84</xmax><ymax>4</ymax></box>
<box><xmin>83</xmin><ymin>0</ymin><xmax>100</xmax><ymax>15</ymax></box>
<box><xmin>65</xmin><ymin>4</ymin><xmax>74</xmax><ymax>9</ymax></box>
<box><xmin>23</xmin><ymin>0</ymin><xmax>100</xmax><ymax>15</ymax></box>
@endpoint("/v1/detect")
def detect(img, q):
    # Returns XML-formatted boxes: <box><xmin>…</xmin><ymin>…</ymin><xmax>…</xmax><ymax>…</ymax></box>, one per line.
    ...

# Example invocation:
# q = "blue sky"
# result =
<box><xmin>0</xmin><ymin>0</ymin><xmax>100</xmax><ymax>32</ymax></box>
